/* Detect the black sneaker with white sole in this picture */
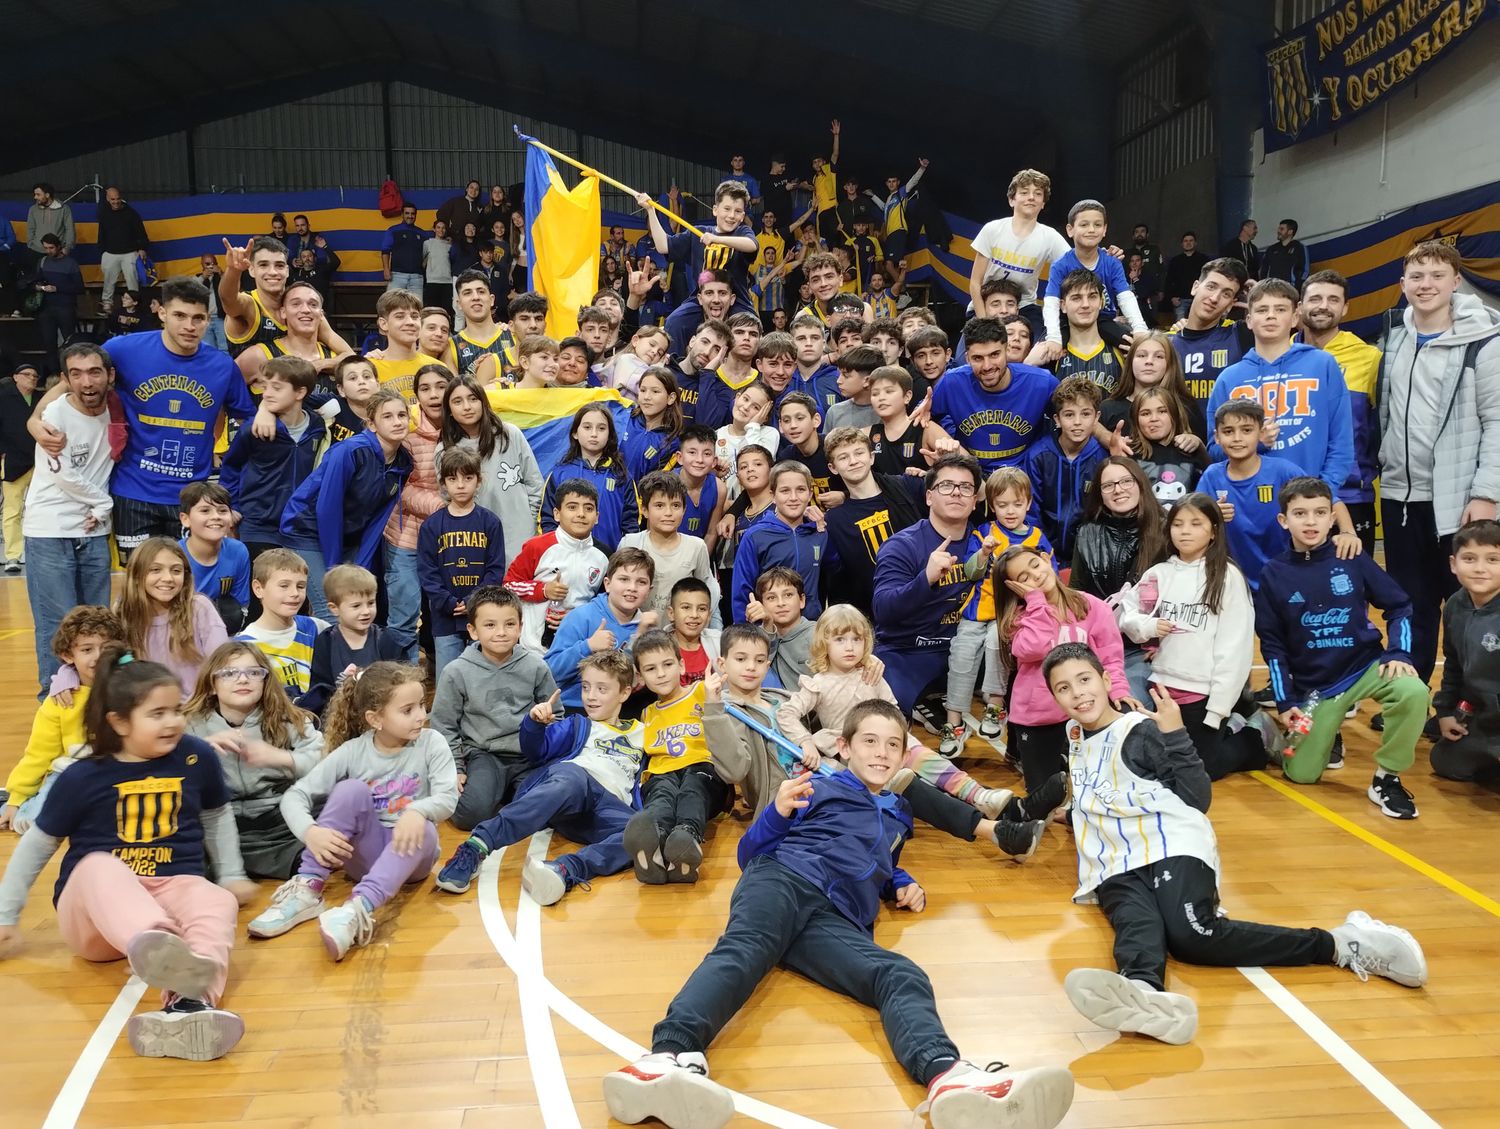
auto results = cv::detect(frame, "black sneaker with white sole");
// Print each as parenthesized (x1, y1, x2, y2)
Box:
(1325, 735, 1344, 771)
(992, 819, 1045, 863)
(911, 698, 945, 737)
(1012, 771, 1068, 823)
(1368, 772, 1418, 819)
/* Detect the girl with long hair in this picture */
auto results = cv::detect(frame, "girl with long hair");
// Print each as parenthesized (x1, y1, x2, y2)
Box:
(541, 403, 639, 547)
(1116, 493, 1276, 779)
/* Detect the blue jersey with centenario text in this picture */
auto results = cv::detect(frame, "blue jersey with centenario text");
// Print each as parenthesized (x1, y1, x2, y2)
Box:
(929, 362, 1057, 473)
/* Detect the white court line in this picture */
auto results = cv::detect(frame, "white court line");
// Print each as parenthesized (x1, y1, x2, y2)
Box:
(1238, 967, 1441, 1128)
(42, 975, 147, 1129)
(481, 838, 836, 1129)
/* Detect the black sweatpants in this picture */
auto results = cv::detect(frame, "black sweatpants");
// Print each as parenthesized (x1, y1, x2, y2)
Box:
(1178, 698, 1265, 781)
(1380, 499, 1458, 685)
(653, 855, 960, 1086)
(642, 762, 728, 841)
(1430, 729, 1500, 783)
(452, 752, 534, 832)
(1095, 856, 1335, 991)
(1010, 721, 1069, 793)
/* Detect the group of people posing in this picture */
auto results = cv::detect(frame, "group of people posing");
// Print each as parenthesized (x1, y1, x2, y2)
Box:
(0, 163, 1495, 1129)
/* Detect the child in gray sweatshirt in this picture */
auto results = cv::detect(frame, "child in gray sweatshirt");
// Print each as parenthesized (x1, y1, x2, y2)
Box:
(430, 588, 558, 829)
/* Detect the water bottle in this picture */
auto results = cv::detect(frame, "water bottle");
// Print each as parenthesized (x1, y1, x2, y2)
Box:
(1285, 690, 1320, 756)
(1454, 699, 1474, 727)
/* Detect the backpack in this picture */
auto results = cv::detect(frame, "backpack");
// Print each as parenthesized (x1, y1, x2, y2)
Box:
(378, 179, 404, 218)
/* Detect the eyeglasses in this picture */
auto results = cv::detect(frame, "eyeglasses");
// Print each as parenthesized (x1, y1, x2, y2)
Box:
(213, 667, 269, 682)
(1100, 479, 1138, 493)
(931, 480, 977, 497)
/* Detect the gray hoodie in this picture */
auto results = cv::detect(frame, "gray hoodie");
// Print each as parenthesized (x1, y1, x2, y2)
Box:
(704, 687, 793, 819)
(27, 199, 75, 253)
(769, 617, 815, 690)
(430, 642, 556, 770)
(1379, 293, 1500, 534)
(187, 708, 325, 820)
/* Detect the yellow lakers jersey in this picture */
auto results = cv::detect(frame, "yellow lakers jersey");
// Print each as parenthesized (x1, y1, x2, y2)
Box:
(643, 683, 712, 776)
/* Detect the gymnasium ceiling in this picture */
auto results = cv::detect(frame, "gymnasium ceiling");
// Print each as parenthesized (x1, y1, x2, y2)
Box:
(7, 0, 1209, 212)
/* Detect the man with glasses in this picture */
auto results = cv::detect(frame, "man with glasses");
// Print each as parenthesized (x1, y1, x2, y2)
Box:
(871, 452, 984, 716)
(923, 317, 1057, 475)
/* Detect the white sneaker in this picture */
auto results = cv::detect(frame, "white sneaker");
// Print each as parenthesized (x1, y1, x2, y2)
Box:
(127, 999, 244, 1061)
(924, 1060, 1075, 1129)
(1063, 968, 1198, 1044)
(602, 1051, 735, 1129)
(318, 898, 376, 962)
(125, 930, 217, 999)
(247, 875, 325, 938)
(972, 786, 1015, 820)
(1332, 910, 1427, 987)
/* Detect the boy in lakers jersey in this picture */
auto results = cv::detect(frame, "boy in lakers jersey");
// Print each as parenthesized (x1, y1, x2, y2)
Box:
(622, 631, 727, 885)
(1043, 642, 1427, 1047)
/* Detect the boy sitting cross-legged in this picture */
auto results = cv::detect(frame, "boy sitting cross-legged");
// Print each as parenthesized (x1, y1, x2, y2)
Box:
(603, 699, 1077, 1129)
(1043, 642, 1427, 1047)
(622, 630, 728, 885)
(1254, 477, 1430, 818)
(434, 649, 646, 903)
(431, 586, 558, 831)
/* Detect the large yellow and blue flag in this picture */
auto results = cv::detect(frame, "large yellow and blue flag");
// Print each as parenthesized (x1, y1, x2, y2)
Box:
(484, 385, 635, 471)
(520, 132, 601, 343)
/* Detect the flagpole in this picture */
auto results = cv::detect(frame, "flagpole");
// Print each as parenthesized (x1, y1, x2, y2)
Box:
(515, 126, 700, 232)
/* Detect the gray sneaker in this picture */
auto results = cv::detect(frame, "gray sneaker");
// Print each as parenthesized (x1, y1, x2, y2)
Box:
(1332, 910, 1427, 987)
(125, 929, 217, 999)
(247, 875, 325, 939)
(1064, 968, 1198, 1044)
(127, 998, 244, 1061)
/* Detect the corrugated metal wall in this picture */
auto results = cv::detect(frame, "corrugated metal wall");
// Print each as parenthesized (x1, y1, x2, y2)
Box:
(0, 133, 190, 200)
(1282, 0, 1334, 29)
(194, 84, 386, 193)
(0, 81, 724, 211)
(1112, 31, 1214, 196)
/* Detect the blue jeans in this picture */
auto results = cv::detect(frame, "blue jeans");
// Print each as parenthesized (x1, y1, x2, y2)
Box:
(469, 761, 633, 881)
(384, 545, 421, 661)
(203, 316, 229, 352)
(25, 535, 112, 697)
(652, 855, 959, 1085)
(388, 272, 423, 295)
(433, 633, 468, 679)
(293, 546, 331, 621)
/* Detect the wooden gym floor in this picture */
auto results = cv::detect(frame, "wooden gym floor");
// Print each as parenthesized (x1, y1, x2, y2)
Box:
(0, 574, 1497, 1129)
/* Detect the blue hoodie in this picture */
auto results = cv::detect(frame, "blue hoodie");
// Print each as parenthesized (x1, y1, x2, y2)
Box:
(730, 510, 832, 622)
(544, 592, 645, 707)
(280, 429, 412, 570)
(220, 410, 327, 542)
(736, 769, 913, 930)
(540, 455, 639, 548)
(1023, 433, 1108, 562)
(1254, 539, 1414, 711)
(1207, 341, 1354, 491)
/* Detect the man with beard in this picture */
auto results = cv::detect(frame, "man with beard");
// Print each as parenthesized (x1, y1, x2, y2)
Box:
(1298, 270, 1381, 552)
(21, 343, 118, 691)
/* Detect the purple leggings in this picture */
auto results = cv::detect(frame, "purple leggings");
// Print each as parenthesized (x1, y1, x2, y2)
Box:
(298, 779, 440, 908)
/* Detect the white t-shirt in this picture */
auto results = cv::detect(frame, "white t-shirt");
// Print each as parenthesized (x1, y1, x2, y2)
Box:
(570, 718, 645, 805)
(969, 218, 1071, 306)
(22, 398, 113, 539)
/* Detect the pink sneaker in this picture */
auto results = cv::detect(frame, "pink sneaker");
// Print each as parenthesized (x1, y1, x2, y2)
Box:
(923, 1060, 1074, 1129)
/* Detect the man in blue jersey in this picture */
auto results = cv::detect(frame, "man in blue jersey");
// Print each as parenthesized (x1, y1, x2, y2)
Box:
(29, 276, 257, 558)
(923, 318, 1056, 474)
(871, 453, 982, 716)
(1168, 257, 1252, 405)
(638, 182, 759, 357)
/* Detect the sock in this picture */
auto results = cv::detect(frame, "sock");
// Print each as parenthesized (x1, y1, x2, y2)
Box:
(352, 894, 373, 912)
(1373, 768, 1395, 781)
(923, 1057, 959, 1086)
(467, 834, 492, 854)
